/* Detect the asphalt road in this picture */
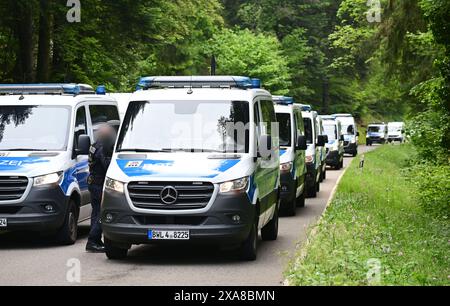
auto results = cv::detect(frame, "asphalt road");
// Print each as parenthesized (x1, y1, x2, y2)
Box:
(0, 146, 374, 286)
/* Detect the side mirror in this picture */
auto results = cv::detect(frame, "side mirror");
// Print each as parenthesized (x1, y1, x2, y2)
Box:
(76, 135, 91, 156)
(258, 135, 273, 158)
(317, 135, 326, 147)
(356, 132, 360, 137)
(296, 135, 307, 151)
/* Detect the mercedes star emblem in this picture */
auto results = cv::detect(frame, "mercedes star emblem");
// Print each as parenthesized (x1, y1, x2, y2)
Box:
(160, 186, 178, 205)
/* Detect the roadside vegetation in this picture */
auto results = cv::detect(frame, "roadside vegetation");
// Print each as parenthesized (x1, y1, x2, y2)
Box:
(286, 145, 449, 286)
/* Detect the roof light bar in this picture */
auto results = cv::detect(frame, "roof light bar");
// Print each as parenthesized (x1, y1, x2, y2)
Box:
(299, 104, 313, 112)
(273, 96, 294, 105)
(0, 84, 95, 96)
(136, 76, 262, 91)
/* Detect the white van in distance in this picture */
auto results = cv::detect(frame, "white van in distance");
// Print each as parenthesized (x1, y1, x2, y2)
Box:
(388, 122, 405, 143)
(0, 84, 119, 244)
(333, 114, 359, 157)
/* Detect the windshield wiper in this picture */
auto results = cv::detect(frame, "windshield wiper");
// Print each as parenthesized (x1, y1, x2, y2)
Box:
(117, 148, 172, 153)
(162, 148, 225, 153)
(1, 149, 49, 152)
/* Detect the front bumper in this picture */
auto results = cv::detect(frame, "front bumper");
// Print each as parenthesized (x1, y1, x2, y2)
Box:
(101, 189, 255, 247)
(367, 137, 385, 144)
(0, 186, 69, 232)
(326, 150, 341, 166)
(280, 172, 296, 206)
(344, 142, 358, 154)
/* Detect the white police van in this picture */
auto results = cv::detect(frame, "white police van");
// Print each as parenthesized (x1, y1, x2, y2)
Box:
(366, 123, 388, 145)
(316, 114, 329, 182)
(321, 115, 345, 170)
(101, 76, 281, 261)
(273, 96, 307, 216)
(301, 109, 327, 198)
(0, 84, 119, 244)
(333, 114, 359, 156)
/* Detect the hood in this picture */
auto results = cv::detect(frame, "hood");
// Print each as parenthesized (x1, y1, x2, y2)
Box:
(0, 152, 66, 177)
(279, 148, 293, 164)
(326, 140, 338, 150)
(111, 153, 254, 184)
(344, 135, 356, 142)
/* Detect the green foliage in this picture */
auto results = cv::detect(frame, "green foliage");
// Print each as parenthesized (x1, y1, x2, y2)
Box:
(286, 145, 450, 286)
(206, 28, 291, 94)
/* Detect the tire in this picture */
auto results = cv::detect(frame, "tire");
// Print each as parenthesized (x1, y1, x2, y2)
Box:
(322, 168, 327, 180)
(261, 203, 279, 241)
(307, 174, 318, 198)
(340, 158, 344, 169)
(283, 198, 297, 217)
(105, 239, 129, 260)
(239, 220, 258, 261)
(297, 185, 306, 208)
(352, 150, 358, 157)
(56, 199, 78, 245)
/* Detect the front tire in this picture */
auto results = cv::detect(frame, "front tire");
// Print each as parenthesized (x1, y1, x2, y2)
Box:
(56, 199, 78, 245)
(239, 221, 258, 261)
(105, 239, 129, 260)
(261, 203, 279, 241)
(297, 184, 306, 208)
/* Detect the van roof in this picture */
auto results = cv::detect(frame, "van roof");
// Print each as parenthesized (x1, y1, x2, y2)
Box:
(130, 87, 271, 102)
(0, 94, 117, 107)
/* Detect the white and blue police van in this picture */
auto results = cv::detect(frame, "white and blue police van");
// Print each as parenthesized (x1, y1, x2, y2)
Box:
(366, 123, 388, 146)
(101, 76, 281, 261)
(333, 114, 359, 156)
(0, 84, 120, 244)
(321, 115, 345, 170)
(273, 96, 307, 216)
(301, 108, 327, 198)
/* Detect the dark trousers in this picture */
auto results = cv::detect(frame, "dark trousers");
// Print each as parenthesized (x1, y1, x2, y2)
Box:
(88, 185, 103, 244)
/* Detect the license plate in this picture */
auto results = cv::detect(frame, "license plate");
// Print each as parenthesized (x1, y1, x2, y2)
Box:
(0, 218, 7, 228)
(148, 230, 190, 241)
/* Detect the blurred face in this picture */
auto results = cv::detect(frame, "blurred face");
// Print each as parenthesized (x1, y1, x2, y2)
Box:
(96, 125, 116, 142)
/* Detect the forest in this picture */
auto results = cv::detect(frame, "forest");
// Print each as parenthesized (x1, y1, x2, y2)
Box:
(0, 1, 449, 183)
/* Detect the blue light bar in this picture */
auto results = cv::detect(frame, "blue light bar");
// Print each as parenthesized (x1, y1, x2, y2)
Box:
(0, 83, 95, 95)
(136, 76, 261, 91)
(299, 104, 312, 112)
(96, 85, 106, 95)
(273, 96, 294, 105)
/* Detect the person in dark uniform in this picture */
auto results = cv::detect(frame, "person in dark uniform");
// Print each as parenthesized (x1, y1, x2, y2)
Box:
(86, 124, 117, 253)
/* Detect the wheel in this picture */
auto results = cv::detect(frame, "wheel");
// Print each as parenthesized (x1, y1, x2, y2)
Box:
(283, 197, 297, 217)
(323, 168, 327, 180)
(297, 185, 306, 208)
(261, 203, 279, 241)
(340, 158, 344, 169)
(239, 220, 258, 261)
(352, 150, 358, 157)
(105, 239, 129, 260)
(56, 199, 78, 245)
(316, 177, 321, 192)
(307, 175, 318, 198)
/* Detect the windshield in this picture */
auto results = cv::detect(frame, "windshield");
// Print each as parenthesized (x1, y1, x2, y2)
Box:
(389, 126, 402, 132)
(303, 118, 313, 144)
(323, 124, 337, 141)
(0, 105, 71, 151)
(368, 126, 382, 133)
(276, 113, 291, 147)
(117, 100, 250, 153)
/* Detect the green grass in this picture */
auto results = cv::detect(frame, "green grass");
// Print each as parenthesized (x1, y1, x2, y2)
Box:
(286, 145, 450, 286)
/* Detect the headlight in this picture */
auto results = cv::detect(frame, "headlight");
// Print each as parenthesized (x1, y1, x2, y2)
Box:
(305, 155, 314, 163)
(280, 162, 293, 172)
(33, 172, 63, 187)
(219, 177, 249, 194)
(105, 177, 125, 194)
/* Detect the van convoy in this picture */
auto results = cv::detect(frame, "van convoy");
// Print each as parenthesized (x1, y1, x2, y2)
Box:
(0, 84, 119, 244)
(0, 77, 369, 261)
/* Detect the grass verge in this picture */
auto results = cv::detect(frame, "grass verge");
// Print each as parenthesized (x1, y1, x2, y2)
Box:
(286, 145, 450, 286)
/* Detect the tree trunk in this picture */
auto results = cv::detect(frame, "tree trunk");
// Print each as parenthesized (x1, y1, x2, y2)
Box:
(37, 0, 52, 82)
(13, 1, 35, 83)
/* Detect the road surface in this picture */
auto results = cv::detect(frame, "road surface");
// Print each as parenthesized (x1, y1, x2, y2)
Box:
(0, 146, 374, 286)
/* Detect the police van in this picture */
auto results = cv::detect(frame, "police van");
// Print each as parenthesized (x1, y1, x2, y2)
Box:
(366, 123, 388, 146)
(321, 116, 344, 170)
(273, 96, 307, 216)
(301, 109, 326, 198)
(316, 115, 329, 182)
(101, 76, 281, 261)
(333, 114, 359, 156)
(0, 84, 120, 244)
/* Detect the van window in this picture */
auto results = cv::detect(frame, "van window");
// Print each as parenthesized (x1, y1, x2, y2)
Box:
(323, 124, 337, 141)
(117, 100, 250, 153)
(74, 107, 87, 148)
(260, 100, 277, 136)
(276, 113, 291, 147)
(89, 105, 120, 134)
(0, 106, 70, 151)
(303, 118, 313, 144)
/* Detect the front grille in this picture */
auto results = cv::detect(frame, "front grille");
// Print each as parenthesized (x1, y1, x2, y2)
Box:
(128, 182, 215, 210)
(134, 216, 207, 226)
(0, 176, 29, 202)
